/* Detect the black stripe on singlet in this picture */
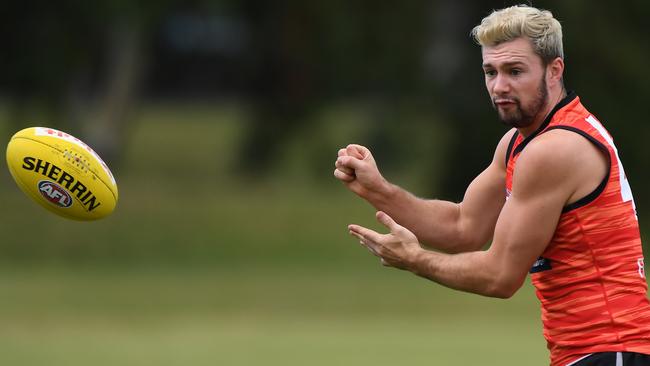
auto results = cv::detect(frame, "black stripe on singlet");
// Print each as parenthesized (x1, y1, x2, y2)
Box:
(505, 131, 519, 166)
(572, 351, 650, 366)
(545, 125, 611, 213)
(512, 91, 578, 158)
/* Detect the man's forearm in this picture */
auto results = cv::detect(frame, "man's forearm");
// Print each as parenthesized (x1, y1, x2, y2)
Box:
(363, 183, 472, 253)
(407, 248, 521, 298)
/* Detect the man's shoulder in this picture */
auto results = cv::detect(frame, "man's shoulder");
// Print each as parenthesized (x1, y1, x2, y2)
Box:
(520, 129, 596, 169)
(500, 128, 518, 145)
(492, 128, 519, 169)
(496, 128, 518, 154)
(514, 129, 607, 196)
(528, 128, 584, 154)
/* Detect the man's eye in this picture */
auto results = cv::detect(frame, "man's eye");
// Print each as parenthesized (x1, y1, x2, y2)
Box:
(484, 70, 496, 77)
(511, 69, 522, 76)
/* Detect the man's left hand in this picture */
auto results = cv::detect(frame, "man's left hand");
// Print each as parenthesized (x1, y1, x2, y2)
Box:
(348, 211, 423, 270)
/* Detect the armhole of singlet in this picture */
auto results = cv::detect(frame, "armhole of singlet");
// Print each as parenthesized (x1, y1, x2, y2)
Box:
(505, 131, 519, 166)
(545, 126, 611, 213)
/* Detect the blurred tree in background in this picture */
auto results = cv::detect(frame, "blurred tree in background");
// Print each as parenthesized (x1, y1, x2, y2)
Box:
(0, 0, 175, 164)
(1, 0, 649, 209)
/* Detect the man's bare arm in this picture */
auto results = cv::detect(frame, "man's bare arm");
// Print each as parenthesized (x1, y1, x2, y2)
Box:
(348, 131, 604, 298)
(335, 130, 515, 253)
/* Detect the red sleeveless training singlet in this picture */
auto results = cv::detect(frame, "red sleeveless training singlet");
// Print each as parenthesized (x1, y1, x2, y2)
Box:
(505, 93, 650, 365)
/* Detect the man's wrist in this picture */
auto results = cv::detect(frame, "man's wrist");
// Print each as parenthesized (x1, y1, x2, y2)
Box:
(407, 247, 438, 280)
(365, 179, 397, 206)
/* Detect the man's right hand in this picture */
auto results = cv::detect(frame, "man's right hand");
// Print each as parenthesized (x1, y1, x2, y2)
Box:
(334, 144, 389, 199)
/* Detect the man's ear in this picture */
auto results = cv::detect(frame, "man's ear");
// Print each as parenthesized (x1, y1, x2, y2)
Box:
(547, 57, 565, 86)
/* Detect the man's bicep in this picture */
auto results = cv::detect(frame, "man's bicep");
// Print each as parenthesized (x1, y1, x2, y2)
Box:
(494, 193, 562, 264)
(456, 130, 515, 250)
(487, 145, 573, 291)
(457, 162, 507, 250)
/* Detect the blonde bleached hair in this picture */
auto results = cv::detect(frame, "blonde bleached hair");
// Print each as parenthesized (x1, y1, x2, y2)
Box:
(471, 4, 563, 64)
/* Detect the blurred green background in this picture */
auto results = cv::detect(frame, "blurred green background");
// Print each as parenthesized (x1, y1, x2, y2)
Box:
(1, 1, 648, 365)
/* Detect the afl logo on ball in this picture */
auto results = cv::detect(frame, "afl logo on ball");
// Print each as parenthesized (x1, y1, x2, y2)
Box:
(38, 180, 73, 208)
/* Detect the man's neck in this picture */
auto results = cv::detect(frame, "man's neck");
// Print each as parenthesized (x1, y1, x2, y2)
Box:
(518, 88, 567, 138)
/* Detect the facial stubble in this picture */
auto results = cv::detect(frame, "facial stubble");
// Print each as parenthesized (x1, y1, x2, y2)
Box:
(494, 76, 548, 128)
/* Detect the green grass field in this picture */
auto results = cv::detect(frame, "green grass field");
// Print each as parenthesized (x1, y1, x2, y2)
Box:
(0, 266, 548, 366)
(1, 102, 550, 365)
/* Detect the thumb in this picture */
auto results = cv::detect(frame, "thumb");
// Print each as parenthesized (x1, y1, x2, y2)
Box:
(376, 211, 418, 243)
(346, 144, 369, 160)
(376, 211, 402, 233)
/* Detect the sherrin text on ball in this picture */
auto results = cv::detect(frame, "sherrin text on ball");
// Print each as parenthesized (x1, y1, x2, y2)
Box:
(6, 127, 118, 220)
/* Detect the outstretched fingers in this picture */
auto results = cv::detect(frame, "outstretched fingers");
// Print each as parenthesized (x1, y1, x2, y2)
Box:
(347, 211, 421, 271)
(348, 224, 382, 244)
(348, 224, 383, 257)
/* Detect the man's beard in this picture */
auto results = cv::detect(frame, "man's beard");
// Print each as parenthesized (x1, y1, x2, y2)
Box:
(493, 77, 548, 128)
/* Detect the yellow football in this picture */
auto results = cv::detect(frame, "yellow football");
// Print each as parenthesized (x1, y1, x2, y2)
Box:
(6, 127, 118, 221)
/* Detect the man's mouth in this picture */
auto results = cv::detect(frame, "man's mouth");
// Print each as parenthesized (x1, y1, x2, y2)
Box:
(494, 98, 517, 105)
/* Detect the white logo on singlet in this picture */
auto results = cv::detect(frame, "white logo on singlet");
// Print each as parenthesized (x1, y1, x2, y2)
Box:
(585, 115, 637, 219)
(638, 258, 645, 279)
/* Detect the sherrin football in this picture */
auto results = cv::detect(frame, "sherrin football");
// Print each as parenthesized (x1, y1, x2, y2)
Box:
(6, 127, 118, 221)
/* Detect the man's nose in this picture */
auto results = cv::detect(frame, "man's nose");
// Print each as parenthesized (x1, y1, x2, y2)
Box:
(492, 74, 511, 95)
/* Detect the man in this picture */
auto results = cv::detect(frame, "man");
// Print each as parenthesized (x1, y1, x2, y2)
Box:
(334, 5, 650, 366)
